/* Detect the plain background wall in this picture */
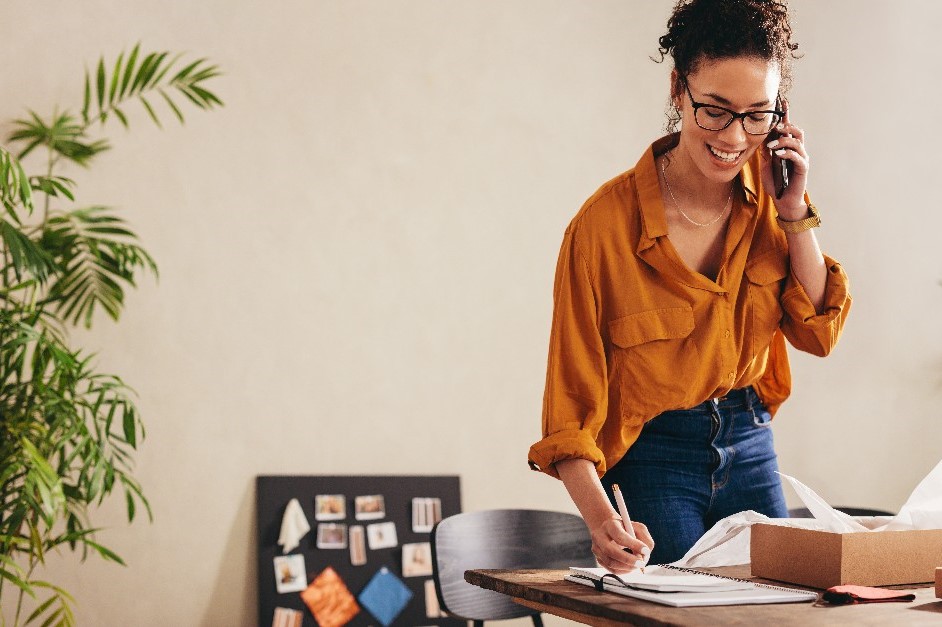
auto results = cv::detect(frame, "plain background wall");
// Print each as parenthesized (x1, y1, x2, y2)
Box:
(3, 1, 941, 625)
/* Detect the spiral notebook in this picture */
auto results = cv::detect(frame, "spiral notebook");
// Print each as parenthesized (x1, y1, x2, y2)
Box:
(565, 565, 818, 607)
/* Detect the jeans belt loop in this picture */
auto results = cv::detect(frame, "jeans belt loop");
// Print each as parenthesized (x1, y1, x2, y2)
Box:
(746, 387, 761, 424)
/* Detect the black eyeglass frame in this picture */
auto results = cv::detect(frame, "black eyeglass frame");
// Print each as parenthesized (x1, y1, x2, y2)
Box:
(681, 78, 784, 136)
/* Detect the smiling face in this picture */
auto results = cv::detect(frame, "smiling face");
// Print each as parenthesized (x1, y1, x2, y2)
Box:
(671, 55, 781, 186)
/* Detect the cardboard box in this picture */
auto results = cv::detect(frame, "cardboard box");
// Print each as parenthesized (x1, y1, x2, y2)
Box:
(751, 523, 942, 589)
(935, 567, 941, 598)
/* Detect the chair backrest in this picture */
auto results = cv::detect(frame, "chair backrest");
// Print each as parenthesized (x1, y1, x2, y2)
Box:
(430, 509, 594, 622)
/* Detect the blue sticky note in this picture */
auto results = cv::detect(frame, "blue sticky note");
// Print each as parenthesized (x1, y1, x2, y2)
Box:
(358, 567, 413, 626)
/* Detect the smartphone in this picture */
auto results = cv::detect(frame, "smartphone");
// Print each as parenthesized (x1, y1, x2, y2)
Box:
(769, 101, 792, 199)
(769, 130, 791, 199)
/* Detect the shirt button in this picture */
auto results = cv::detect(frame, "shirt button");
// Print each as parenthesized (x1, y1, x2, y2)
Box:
(724, 330, 731, 339)
(728, 372, 735, 380)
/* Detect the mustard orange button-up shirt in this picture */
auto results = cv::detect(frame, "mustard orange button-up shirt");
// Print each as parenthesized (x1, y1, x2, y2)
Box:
(528, 135, 851, 479)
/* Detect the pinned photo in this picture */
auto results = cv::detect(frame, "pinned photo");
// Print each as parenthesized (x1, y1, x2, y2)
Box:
(411, 497, 442, 532)
(366, 521, 398, 550)
(349, 525, 367, 566)
(273, 554, 308, 593)
(316, 523, 348, 549)
(424, 579, 447, 618)
(402, 542, 434, 577)
(314, 494, 346, 521)
(272, 607, 303, 627)
(354, 495, 386, 520)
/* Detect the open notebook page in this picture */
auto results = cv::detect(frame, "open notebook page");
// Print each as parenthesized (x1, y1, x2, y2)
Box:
(568, 566, 753, 592)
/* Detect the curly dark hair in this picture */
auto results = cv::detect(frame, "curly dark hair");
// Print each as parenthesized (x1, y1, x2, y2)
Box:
(656, 0, 801, 132)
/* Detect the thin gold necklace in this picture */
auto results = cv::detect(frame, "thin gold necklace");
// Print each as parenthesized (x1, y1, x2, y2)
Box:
(661, 157, 733, 228)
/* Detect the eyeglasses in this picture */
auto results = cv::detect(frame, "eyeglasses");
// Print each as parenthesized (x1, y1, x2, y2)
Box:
(682, 78, 784, 135)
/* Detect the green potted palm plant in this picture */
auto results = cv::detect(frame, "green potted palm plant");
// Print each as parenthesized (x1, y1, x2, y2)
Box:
(0, 44, 222, 626)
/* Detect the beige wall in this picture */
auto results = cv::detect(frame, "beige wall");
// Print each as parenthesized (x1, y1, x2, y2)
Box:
(4, 1, 941, 625)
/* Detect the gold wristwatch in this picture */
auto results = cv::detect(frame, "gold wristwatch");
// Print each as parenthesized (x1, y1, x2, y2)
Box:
(776, 203, 821, 233)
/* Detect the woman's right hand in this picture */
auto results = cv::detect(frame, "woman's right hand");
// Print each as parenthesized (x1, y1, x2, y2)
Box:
(554, 458, 655, 573)
(590, 514, 654, 573)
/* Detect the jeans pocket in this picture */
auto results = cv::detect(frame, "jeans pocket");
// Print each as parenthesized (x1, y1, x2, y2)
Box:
(753, 407, 773, 427)
(747, 387, 773, 427)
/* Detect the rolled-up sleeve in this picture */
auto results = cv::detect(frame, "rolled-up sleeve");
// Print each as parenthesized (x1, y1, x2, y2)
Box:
(780, 254, 851, 357)
(528, 226, 608, 479)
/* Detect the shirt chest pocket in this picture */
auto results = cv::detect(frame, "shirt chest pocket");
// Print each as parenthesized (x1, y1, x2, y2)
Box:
(744, 252, 788, 356)
(608, 305, 699, 423)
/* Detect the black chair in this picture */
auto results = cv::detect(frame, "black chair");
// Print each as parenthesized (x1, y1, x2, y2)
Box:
(789, 506, 894, 518)
(430, 509, 595, 627)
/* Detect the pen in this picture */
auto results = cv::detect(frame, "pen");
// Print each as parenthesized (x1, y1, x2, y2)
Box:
(613, 483, 646, 573)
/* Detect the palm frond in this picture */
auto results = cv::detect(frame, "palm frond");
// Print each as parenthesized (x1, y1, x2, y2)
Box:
(40, 207, 158, 328)
(30, 176, 76, 202)
(0, 147, 35, 223)
(85, 44, 223, 129)
(0, 220, 55, 282)
(8, 112, 111, 168)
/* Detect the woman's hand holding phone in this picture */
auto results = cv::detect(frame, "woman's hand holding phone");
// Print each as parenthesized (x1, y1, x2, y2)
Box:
(759, 100, 811, 220)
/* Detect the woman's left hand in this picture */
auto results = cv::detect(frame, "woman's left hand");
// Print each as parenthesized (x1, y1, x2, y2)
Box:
(758, 104, 810, 220)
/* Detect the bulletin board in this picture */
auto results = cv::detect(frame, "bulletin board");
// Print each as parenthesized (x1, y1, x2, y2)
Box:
(256, 475, 464, 627)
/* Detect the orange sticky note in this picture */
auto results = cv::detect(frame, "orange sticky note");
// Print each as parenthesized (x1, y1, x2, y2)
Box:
(300, 566, 359, 627)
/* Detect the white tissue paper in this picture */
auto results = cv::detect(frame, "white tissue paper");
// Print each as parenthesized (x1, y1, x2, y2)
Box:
(670, 510, 772, 568)
(776, 472, 868, 533)
(669, 459, 942, 568)
(278, 497, 311, 554)
(882, 458, 942, 531)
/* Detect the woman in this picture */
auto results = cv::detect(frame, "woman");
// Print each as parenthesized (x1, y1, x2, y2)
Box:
(528, 0, 851, 571)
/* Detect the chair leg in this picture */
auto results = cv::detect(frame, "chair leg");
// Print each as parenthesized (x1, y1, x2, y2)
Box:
(531, 613, 544, 627)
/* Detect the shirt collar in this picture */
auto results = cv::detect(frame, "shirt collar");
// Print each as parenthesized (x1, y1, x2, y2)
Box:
(634, 135, 673, 248)
(739, 154, 760, 204)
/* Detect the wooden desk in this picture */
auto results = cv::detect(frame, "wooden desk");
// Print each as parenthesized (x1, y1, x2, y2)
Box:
(465, 566, 942, 626)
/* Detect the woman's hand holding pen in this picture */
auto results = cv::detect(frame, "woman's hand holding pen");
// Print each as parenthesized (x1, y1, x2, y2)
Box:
(554, 458, 654, 573)
(759, 101, 811, 220)
(589, 514, 653, 574)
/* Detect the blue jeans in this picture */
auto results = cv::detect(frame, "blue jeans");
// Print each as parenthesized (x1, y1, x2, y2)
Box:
(600, 386, 788, 565)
